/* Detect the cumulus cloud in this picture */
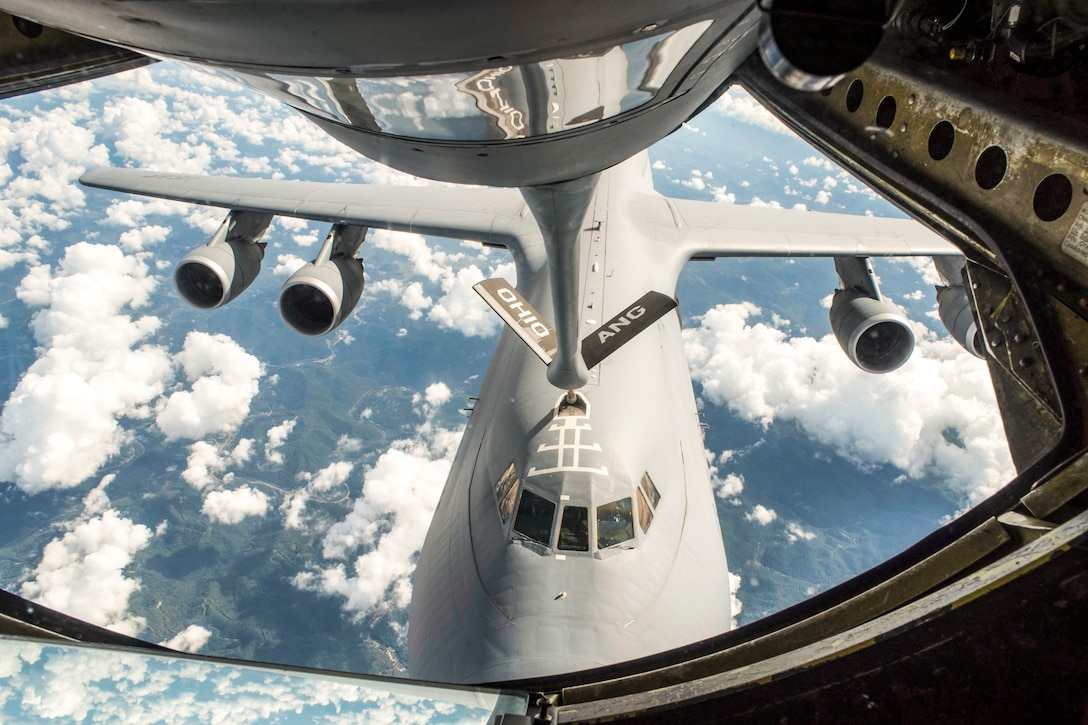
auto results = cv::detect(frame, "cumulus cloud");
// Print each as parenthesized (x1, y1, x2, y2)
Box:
(0, 636, 482, 722)
(711, 186, 736, 204)
(231, 438, 254, 464)
(714, 87, 792, 135)
(293, 392, 463, 619)
(271, 253, 307, 277)
(672, 169, 736, 204)
(291, 229, 320, 247)
(282, 461, 357, 529)
(683, 303, 1014, 506)
(102, 197, 192, 231)
(117, 224, 170, 251)
(177, 435, 267, 523)
(101, 96, 214, 174)
(422, 382, 451, 407)
(201, 485, 269, 524)
(0, 59, 417, 267)
(82, 475, 114, 516)
(729, 572, 743, 629)
(176, 431, 267, 525)
(275, 216, 309, 233)
(368, 229, 515, 337)
(746, 504, 778, 525)
(280, 490, 310, 530)
(426, 263, 512, 336)
(0, 100, 110, 251)
(20, 478, 153, 636)
(786, 522, 816, 542)
(894, 256, 942, 286)
(804, 156, 836, 172)
(160, 624, 212, 653)
(706, 448, 744, 503)
(0, 243, 172, 492)
(335, 435, 363, 455)
(156, 331, 263, 440)
(681, 174, 706, 191)
(715, 473, 745, 501)
(301, 461, 354, 493)
(181, 441, 223, 489)
(265, 418, 297, 465)
(182, 439, 252, 489)
(401, 281, 432, 319)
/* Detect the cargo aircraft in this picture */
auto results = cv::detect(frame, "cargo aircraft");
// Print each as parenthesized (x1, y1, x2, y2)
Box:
(0, 0, 987, 683)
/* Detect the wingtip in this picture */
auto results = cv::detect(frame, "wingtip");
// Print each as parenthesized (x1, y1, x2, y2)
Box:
(78, 166, 109, 187)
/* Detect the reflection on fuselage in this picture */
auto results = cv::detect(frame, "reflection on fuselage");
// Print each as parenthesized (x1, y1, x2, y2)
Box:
(205, 21, 711, 141)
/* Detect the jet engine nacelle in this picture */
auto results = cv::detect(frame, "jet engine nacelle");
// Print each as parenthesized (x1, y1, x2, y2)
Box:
(830, 288, 915, 373)
(278, 224, 369, 336)
(174, 211, 272, 309)
(937, 284, 985, 359)
(279, 257, 365, 336)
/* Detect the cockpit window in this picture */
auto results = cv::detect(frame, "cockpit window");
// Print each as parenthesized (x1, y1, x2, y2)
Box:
(513, 489, 555, 545)
(636, 488, 653, 533)
(597, 498, 635, 549)
(637, 472, 661, 534)
(557, 506, 589, 552)
(494, 462, 520, 524)
(640, 472, 661, 509)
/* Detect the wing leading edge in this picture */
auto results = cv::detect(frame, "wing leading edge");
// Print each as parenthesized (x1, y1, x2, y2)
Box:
(622, 185, 969, 373)
(630, 194, 961, 260)
(79, 167, 532, 248)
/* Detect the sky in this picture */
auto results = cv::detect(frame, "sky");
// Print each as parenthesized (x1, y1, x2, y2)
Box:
(0, 61, 1015, 672)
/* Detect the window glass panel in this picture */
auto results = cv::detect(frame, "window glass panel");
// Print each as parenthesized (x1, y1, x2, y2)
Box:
(513, 489, 555, 545)
(597, 498, 635, 549)
(636, 488, 653, 533)
(0, 638, 531, 722)
(640, 472, 661, 509)
(207, 22, 712, 141)
(558, 506, 589, 551)
(494, 462, 520, 524)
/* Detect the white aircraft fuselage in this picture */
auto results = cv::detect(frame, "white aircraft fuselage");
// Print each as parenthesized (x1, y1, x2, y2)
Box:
(408, 155, 732, 683)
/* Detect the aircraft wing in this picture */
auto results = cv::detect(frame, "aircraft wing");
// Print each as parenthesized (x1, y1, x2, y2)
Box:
(79, 168, 531, 247)
(633, 195, 960, 259)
